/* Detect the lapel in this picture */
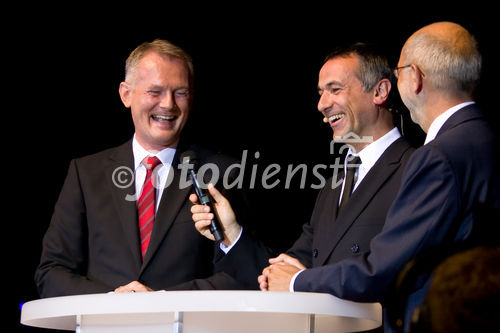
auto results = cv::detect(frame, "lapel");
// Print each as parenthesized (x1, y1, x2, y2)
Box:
(314, 178, 342, 263)
(316, 137, 411, 265)
(436, 104, 483, 138)
(331, 179, 342, 220)
(140, 146, 192, 272)
(106, 140, 143, 269)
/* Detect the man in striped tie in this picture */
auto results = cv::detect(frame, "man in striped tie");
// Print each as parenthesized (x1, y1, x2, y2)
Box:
(35, 39, 254, 297)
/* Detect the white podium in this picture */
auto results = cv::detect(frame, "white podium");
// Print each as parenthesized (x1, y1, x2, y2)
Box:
(21, 290, 381, 332)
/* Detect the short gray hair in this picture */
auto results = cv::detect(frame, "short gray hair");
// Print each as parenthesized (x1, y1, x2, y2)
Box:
(402, 28, 481, 96)
(324, 42, 393, 93)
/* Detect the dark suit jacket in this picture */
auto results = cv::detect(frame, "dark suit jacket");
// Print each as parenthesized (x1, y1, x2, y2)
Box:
(217, 136, 414, 287)
(288, 137, 414, 268)
(35, 139, 249, 298)
(294, 105, 500, 326)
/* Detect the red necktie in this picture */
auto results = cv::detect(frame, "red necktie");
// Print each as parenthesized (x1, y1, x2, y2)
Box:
(138, 156, 161, 260)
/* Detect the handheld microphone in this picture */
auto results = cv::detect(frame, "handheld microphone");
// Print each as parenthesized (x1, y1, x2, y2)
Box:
(180, 151, 224, 243)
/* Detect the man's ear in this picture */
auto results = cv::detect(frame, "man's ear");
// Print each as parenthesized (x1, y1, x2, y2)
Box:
(118, 81, 132, 108)
(373, 78, 391, 105)
(409, 64, 424, 94)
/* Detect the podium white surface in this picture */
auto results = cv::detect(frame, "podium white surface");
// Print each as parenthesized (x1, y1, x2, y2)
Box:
(21, 290, 381, 332)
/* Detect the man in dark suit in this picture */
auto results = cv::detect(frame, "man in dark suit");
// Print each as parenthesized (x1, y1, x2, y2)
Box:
(35, 39, 248, 297)
(263, 22, 500, 332)
(190, 44, 415, 294)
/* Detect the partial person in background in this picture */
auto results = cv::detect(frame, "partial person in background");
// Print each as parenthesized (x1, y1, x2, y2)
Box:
(410, 246, 500, 332)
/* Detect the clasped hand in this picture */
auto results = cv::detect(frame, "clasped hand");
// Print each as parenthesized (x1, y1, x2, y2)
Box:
(258, 253, 306, 291)
(114, 280, 153, 293)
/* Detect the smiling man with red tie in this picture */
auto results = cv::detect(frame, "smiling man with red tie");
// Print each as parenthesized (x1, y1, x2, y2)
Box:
(35, 39, 251, 296)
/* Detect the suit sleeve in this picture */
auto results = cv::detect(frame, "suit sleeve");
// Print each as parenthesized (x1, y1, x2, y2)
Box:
(165, 153, 272, 290)
(35, 159, 110, 297)
(211, 178, 332, 287)
(294, 146, 462, 302)
(210, 229, 272, 289)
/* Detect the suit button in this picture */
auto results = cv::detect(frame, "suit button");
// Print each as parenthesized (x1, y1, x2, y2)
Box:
(351, 244, 360, 254)
(312, 249, 319, 258)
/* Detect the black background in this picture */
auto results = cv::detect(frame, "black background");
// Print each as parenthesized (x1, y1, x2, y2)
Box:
(7, 4, 499, 332)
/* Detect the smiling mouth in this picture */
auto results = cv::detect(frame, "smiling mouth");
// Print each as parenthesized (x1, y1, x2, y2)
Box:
(328, 114, 345, 122)
(151, 115, 177, 123)
(324, 113, 346, 127)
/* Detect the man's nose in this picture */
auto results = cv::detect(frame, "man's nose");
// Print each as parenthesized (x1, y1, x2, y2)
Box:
(160, 91, 175, 110)
(317, 92, 330, 114)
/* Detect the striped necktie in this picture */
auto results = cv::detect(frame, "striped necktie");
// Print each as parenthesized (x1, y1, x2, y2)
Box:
(138, 156, 161, 260)
(338, 155, 361, 215)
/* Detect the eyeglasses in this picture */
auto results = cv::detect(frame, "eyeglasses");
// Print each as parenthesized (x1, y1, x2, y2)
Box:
(393, 64, 411, 79)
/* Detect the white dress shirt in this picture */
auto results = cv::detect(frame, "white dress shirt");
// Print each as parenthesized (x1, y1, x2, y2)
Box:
(132, 136, 176, 211)
(338, 127, 402, 204)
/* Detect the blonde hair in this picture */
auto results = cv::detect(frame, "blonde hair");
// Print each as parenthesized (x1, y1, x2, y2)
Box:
(124, 39, 194, 83)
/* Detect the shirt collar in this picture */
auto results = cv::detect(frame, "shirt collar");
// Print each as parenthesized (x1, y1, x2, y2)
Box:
(424, 101, 475, 145)
(132, 135, 176, 170)
(347, 127, 401, 169)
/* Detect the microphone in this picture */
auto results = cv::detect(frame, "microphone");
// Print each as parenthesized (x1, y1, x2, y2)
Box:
(180, 151, 224, 243)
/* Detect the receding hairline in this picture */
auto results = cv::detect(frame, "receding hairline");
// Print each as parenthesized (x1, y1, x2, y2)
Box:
(124, 39, 194, 83)
(403, 22, 477, 61)
(401, 21, 481, 96)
